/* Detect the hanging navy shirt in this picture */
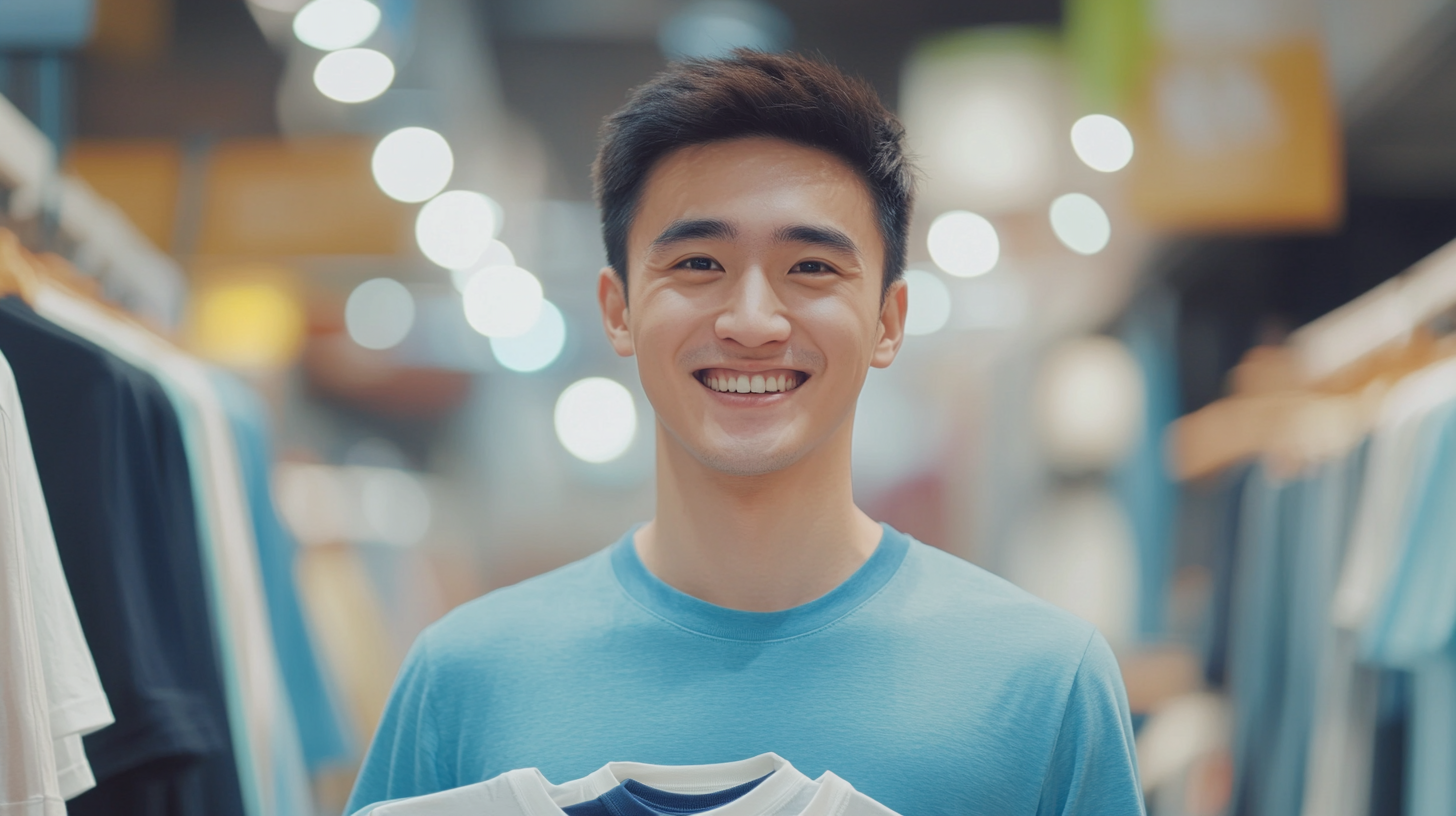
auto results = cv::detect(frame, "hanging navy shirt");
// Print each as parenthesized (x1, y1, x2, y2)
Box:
(0, 298, 243, 816)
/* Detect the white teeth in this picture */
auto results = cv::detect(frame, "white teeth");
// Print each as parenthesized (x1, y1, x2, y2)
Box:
(704, 371, 804, 394)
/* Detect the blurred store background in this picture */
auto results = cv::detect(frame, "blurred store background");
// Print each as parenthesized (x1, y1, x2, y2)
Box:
(4, 0, 1456, 814)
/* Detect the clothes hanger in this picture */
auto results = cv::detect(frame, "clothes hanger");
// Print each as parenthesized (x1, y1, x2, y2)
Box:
(1172, 330, 1456, 481)
(32, 250, 103, 300)
(0, 228, 41, 304)
(33, 250, 175, 341)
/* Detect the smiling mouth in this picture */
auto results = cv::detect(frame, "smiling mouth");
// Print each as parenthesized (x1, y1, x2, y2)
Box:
(694, 368, 808, 394)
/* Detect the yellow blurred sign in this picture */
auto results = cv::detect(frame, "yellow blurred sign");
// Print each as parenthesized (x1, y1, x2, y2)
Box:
(1126, 37, 1342, 231)
(198, 138, 410, 257)
(187, 263, 307, 371)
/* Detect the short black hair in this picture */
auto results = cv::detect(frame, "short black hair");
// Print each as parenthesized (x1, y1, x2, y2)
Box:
(592, 50, 916, 296)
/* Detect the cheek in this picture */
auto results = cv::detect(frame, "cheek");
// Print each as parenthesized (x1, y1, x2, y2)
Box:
(631, 292, 703, 377)
(793, 297, 880, 369)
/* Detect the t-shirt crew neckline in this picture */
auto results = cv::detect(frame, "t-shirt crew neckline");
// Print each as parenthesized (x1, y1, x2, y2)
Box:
(610, 523, 909, 642)
(505, 754, 858, 816)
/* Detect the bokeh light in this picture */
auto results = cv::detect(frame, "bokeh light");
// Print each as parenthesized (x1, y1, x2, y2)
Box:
(555, 377, 638, 463)
(371, 127, 454, 203)
(1049, 193, 1112, 255)
(292, 0, 381, 51)
(451, 240, 515, 292)
(345, 277, 414, 350)
(462, 265, 544, 338)
(1036, 336, 1145, 473)
(312, 48, 394, 103)
(490, 300, 566, 372)
(415, 190, 499, 270)
(902, 269, 952, 336)
(1070, 114, 1134, 173)
(927, 210, 1000, 277)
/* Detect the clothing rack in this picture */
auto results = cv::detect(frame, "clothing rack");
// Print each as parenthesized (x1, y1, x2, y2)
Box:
(0, 91, 185, 328)
(1170, 236, 1456, 481)
(1290, 236, 1456, 383)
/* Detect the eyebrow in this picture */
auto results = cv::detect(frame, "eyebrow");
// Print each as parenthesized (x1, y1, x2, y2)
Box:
(773, 224, 861, 259)
(647, 218, 739, 253)
(646, 218, 862, 260)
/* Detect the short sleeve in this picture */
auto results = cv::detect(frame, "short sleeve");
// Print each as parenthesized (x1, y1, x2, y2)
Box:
(344, 633, 446, 815)
(1036, 631, 1145, 816)
(2, 353, 114, 798)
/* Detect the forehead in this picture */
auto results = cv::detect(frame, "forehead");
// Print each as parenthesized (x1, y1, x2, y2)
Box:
(630, 137, 882, 254)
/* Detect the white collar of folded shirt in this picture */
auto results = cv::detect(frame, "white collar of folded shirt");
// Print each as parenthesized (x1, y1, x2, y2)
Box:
(359, 753, 862, 816)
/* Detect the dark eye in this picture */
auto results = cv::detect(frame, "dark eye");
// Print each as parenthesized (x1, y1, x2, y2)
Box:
(677, 257, 721, 271)
(792, 260, 834, 274)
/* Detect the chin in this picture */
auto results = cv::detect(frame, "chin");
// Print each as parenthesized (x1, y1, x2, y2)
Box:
(691, 438, 808, 477)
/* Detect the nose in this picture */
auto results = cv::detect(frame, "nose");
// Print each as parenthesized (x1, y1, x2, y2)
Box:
(715, 265, 791, 348)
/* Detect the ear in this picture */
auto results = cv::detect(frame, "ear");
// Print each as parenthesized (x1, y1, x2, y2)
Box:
(870, 276, 908, 369)
(597, 266, 635, 357)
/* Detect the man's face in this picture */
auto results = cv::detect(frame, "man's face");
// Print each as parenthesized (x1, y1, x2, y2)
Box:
(598, 136, 907, 476)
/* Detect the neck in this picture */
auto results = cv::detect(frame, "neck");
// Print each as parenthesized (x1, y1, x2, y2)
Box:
(635, 420, 882, 612)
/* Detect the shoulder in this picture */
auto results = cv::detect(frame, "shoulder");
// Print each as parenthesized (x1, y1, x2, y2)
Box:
(412, 546, 624, 672)
(882, 538, 1106, 683)
(903, 539, 1098, 645)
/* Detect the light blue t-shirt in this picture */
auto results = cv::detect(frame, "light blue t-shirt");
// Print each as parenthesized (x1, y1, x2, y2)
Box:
(1362, 402, 1456, 816)
(211, 371, 353, 772)
(346, 525, 1143, 816)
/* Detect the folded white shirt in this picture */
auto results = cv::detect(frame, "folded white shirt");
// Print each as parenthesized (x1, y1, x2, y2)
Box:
(353, 753, 899, 816)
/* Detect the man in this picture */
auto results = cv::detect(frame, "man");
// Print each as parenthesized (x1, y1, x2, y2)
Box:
(347, 51, 1143, 816)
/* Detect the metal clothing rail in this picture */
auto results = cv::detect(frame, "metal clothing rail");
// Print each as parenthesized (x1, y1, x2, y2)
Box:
(0, 91, 185, 328)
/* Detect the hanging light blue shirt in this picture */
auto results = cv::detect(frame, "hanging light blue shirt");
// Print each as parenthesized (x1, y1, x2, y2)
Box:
(346, 525, 1143, 816)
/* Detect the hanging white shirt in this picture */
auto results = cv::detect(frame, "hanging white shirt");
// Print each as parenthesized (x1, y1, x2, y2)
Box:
(352, 753, 899, 816)
(0, 348, 113, 811)
(0, 399, 61, 816)
(1332, 357, 1456, 629)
